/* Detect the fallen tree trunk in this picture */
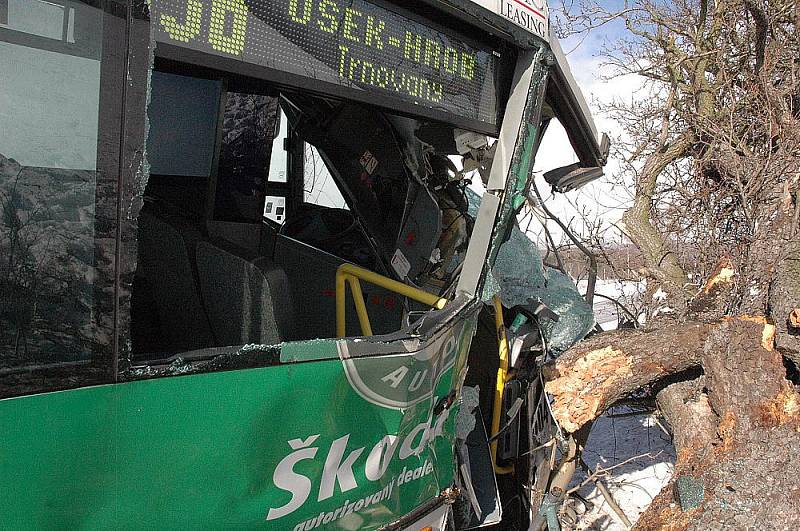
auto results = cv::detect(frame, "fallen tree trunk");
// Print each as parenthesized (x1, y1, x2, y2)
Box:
(542, 322, 712, 433)
(543, 316, 800, 529)
(542, 263, 745, 434)
(655, 377, 717, 453)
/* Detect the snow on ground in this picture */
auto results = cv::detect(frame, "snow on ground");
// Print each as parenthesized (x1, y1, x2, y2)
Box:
(567, 407, 676, 529)
(576, 279, 647, 330)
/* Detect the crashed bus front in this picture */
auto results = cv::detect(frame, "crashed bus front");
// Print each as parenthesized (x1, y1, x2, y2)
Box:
(0, 0, 606, 528)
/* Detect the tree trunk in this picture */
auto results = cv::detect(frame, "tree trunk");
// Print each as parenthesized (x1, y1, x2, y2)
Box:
(618, 133, 695, 306)
(543, 322, 712, 433)
(544, 316, 800, 528)
(655, 377, 717, 453)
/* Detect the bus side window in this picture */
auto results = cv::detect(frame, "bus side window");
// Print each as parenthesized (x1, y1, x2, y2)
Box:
(214, 92, 280, 224)
(0, 1, 125, 398)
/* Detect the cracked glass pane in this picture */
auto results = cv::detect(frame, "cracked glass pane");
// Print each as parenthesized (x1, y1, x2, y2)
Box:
(492, 218, 595, 355)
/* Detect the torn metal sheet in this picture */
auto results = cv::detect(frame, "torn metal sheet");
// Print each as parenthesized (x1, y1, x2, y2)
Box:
(454, 388, 503, 529)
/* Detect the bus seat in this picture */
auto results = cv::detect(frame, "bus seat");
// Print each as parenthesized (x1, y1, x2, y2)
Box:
(195, 240, 296, 346)
(206, 220, 261, 254)
(136, 210, 213, 351)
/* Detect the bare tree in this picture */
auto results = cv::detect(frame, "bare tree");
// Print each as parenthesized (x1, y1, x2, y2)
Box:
(543, 0, 800, 526)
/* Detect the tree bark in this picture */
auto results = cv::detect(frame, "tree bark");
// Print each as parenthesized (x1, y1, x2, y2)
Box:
(543, 322, 711, 433)
(544, 316, 800, 529)
(637, 319, 800, 530)
(655, 377, 717, 453)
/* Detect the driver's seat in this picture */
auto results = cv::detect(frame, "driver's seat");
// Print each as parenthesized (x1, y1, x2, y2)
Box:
(196, 240, 297, 346)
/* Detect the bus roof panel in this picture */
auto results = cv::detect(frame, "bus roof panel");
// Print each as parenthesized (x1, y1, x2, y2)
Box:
(465, 0, 549, 41)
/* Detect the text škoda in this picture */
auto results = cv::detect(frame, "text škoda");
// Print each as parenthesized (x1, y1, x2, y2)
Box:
(265, 408, 451, 522)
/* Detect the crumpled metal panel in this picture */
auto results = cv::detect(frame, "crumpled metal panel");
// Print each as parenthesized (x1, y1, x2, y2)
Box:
(460, 54, 595, 355)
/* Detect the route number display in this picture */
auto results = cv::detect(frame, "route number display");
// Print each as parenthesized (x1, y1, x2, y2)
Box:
(151, 0, 503, 128)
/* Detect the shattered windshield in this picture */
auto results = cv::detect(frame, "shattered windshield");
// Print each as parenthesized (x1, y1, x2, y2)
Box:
(467, 189, 596, 354)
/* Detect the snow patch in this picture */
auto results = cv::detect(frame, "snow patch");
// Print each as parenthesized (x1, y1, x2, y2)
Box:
(651, 306, 675, 318)
(570, 407, 675, 529)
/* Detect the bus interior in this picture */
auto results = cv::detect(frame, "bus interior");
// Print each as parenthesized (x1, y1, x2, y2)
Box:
(130, 59, 485, 363)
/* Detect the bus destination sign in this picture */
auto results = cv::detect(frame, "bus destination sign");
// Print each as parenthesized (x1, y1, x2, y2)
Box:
(151, 0, 502, 128)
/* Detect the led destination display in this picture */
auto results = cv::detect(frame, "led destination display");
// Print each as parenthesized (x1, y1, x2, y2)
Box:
(151, 0, 502, 128)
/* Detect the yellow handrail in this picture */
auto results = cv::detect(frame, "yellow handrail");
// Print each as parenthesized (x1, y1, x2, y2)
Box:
(490, 295, 515, 474)
(335, 263, 448, 338)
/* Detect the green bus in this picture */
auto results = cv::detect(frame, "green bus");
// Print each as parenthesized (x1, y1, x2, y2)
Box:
(0, 0, 607, 528)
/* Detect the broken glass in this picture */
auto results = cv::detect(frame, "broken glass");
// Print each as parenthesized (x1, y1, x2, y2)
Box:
(491, 218, 595, 355)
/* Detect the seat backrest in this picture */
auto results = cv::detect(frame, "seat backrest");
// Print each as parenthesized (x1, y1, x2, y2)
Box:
(195, 240, 295, 346)
(206, 220, 261, 254)
(136, 210, 212, 351)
